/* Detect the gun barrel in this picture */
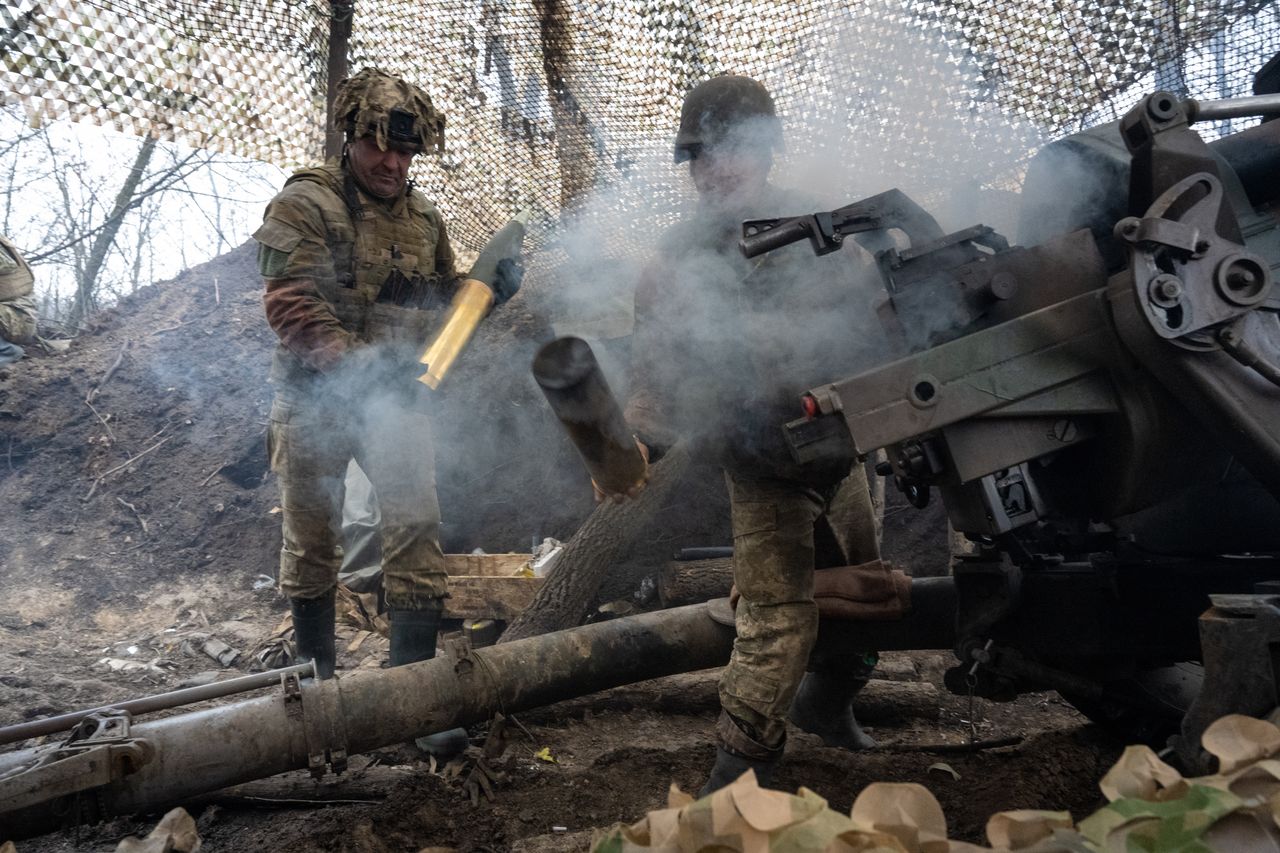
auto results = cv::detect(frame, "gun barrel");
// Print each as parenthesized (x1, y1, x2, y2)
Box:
(1211, 115, 1280, 207)
(532, 336, 646, 494)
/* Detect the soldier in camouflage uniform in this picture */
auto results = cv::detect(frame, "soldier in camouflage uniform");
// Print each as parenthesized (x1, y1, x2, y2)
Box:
(0, 236, 38, 365)
(254, 70, 518, 757)
(615, 76, 885, 793)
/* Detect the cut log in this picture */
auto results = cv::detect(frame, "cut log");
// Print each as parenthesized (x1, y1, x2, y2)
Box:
(872, 654, 920, 682)
(499, 442, 691, 643)
(659, 557, 734, 607)
(853, 679, 940, 723)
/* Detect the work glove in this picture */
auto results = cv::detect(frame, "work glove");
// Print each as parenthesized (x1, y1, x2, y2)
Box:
(491, 256, 524, 305)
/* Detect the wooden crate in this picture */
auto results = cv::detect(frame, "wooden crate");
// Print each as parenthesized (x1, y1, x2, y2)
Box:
(442, 553, 543, 621)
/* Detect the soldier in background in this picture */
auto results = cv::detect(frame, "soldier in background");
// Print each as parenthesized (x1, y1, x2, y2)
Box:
(0, 236, 38, 365)
(253, 68, 519, 753)
(614, 75, 886, 793)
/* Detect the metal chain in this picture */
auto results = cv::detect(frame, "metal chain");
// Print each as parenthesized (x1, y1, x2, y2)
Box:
(965, 673, 978, 744)
(964, 639, 994, 744)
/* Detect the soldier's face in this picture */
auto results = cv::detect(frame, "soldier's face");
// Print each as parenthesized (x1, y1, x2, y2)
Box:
(688, 145, 772, 206)
(347, 136, 417, 199)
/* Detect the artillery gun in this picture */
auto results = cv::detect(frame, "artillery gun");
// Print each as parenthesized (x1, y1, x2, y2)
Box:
(3, 89, 1279, 839)
(743, 90, 1280, 771)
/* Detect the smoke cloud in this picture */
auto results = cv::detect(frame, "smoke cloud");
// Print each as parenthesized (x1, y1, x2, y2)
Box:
(537, 1, 1050, 476)
(233, 3, 1062, 579)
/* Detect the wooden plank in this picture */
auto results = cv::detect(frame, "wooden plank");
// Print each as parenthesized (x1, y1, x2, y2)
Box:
(444, 576, 544, 621)
(444, 553, 532, 578)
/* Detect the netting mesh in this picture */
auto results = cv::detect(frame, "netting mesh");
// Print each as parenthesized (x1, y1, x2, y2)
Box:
(3, 0, 1278, 262)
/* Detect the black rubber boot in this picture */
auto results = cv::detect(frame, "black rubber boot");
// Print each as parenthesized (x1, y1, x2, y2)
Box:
(699, 711, 783, 796)
(389, 608, 469, 758)
(389, 608, 443, 666)
(699, 745, 780, 796)
(290, 593, 336, 679)
(788, 669, 878, 750)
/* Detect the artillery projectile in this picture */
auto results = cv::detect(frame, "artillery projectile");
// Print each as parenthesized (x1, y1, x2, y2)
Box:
(533, 336, 647, 495)
(418, 209, 532, 389)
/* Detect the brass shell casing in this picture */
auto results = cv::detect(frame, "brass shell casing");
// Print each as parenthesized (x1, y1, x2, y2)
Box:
(417, 279, 495, 389)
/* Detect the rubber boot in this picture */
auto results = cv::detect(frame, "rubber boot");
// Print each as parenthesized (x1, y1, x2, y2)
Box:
(389, 608, 469, 759)
(699, 711, 783, 796)
(699, 745, 779, 796)
(788, 669, 878, 750)
(290, 592, 336, 679)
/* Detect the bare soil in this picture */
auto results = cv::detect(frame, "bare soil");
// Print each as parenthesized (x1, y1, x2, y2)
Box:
(0, 248, 1118, 851)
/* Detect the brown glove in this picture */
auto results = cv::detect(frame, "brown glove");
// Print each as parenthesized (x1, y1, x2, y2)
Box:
(813, 560, 911, 620)
(728, 560, 911, 621)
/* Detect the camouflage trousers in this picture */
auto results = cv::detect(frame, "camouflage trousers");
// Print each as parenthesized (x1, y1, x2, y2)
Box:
(719, 464, 882, 749)
(267, 388, 447, 610)
(0, 294, 37, 345)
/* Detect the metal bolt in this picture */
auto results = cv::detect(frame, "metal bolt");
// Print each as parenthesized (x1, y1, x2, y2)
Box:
(1216, 255, 1268, 306)
(1156, 278, 1182, 301)
(990, 272, 1018, 300)
(1227, 268, 1258, 290)
(1051, 419, 1078, 443)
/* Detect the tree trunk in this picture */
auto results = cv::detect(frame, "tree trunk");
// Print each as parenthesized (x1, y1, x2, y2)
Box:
(534, 0, 599, 210)
(69, 134, 156, 325)
(534, 669, 940, 724)
(499, 442, 691, 642)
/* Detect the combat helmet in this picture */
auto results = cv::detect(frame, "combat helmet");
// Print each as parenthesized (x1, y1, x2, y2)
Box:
(332, 68, 446, 153)
(673, 75, 783, 164)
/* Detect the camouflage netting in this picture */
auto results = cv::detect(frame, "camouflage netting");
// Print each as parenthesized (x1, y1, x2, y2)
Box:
(3, 0, 1279, 263)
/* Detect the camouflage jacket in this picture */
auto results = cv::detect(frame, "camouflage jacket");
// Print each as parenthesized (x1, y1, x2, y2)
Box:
(0, 235, 34, 303)
(254, 162, 460, 389)
(0, 235, 38, 345)
(625, 185, 884, 482)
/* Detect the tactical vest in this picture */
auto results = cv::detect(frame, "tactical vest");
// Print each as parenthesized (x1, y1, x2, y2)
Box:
(257, 164, 456, 385)
(0, 235, 35, 302)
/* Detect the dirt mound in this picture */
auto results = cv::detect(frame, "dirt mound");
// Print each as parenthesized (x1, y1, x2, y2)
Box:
(0, 245, 278, 607)
(0, 242, 584, 575)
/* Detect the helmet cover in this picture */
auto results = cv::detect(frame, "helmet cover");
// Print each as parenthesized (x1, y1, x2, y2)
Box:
(333, 68, 446, 153)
